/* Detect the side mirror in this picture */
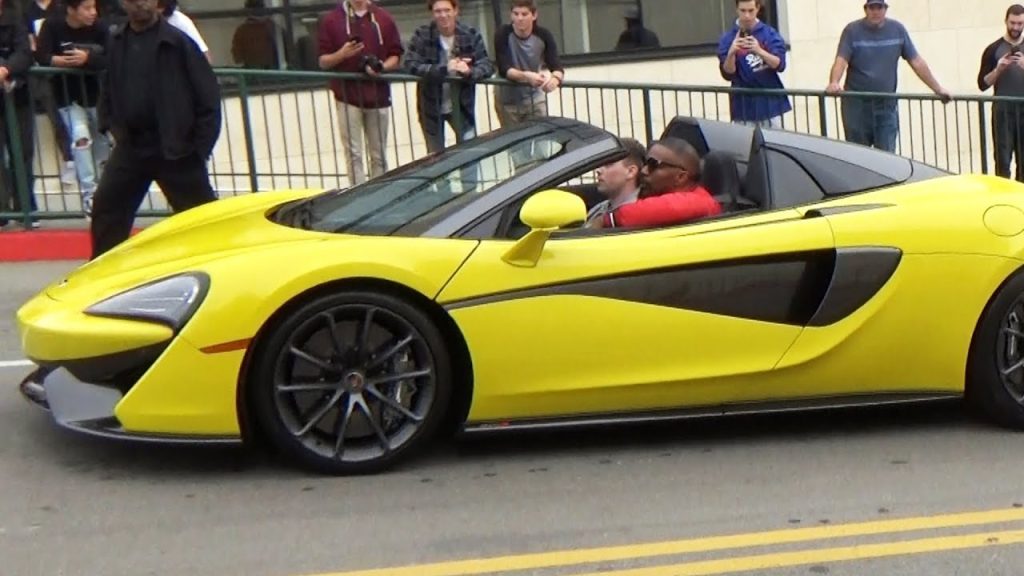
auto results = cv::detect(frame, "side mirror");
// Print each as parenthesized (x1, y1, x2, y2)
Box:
(502, 189, 586, 268)
(519, 189, 587, 231)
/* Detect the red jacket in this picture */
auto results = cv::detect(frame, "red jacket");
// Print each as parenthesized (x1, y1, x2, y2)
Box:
(318, 3, 404, 108)
(604, 185, 721, 228)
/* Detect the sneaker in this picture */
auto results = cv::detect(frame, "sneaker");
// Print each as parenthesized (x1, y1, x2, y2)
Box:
(82, 192, 94, 221)
(60, 161, 76, 185)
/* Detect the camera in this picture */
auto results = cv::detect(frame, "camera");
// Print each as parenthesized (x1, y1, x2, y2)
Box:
(362, 54, 384, 74)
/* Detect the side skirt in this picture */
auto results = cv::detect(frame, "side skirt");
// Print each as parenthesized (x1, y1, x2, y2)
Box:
(461, 393, 962, 433)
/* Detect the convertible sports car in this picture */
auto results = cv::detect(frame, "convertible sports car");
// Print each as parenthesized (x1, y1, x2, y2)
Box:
(16, 115, 1024, 474)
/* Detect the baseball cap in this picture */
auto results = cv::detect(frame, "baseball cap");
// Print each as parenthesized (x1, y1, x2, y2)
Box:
(623, 6, 641, 19)
(865, 0, 888, 6)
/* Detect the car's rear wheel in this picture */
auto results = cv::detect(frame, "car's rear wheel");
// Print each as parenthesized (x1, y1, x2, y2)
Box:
(969, 271, 1024, 429)
(250, 291, 451, 474)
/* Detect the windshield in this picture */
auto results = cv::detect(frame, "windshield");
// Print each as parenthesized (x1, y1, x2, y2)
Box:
(271, 130, 570, 236)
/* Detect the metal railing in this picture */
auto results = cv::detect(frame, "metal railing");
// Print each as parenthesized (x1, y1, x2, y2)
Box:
(2, 66, 1023, 227)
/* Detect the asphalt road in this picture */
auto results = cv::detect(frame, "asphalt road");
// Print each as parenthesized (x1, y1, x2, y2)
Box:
(3, 261, 1024, 576)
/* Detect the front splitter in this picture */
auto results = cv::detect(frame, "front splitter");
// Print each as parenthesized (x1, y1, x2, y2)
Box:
(18, 366, 240, 445)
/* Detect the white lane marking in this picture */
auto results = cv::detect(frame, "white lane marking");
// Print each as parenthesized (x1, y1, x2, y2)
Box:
(0, 360, 34, 369)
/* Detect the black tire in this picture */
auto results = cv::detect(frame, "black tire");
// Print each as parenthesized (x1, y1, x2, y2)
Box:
(249, 290, 452, 474)
(968, 270, 1024, 429)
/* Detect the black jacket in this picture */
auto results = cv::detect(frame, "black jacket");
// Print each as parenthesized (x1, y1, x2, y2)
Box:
(99, 19, 221, 160)
(0, 11, 33, 106)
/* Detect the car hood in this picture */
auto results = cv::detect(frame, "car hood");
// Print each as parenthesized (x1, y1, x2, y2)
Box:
(47, 189, 327, 302)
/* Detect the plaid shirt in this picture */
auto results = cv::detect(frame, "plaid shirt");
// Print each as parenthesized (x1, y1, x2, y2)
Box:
(404, 21, 493, 121)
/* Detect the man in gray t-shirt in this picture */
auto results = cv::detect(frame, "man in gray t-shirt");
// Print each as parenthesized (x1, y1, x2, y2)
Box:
(493, 0, 564, 127)
(979, 4, 1024, 181)
(826, 0, 950, 153)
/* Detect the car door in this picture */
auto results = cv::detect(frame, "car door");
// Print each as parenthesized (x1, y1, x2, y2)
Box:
(435, 209, 836, 425)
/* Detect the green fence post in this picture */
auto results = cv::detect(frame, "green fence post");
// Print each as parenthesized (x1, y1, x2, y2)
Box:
(642, 87, 654, 145)
(4, 89, 31, 228)
(237, 73, 260, 193)
(451, 77, 464, 144)
(818, 94, 829, 138)
(978, 100, 989, 175)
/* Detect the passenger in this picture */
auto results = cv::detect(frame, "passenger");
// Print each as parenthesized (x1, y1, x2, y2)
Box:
(594, 138, 721, 229)
(585, 137, 645, 226)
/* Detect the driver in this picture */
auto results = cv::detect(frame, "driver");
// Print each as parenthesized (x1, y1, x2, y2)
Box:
(593, 138, 721, 229)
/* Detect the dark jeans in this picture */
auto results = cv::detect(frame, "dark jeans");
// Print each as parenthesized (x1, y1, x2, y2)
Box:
(422, 112, 476, 154)
(421, 112, 480, 193)
(90, 147, 216, 259)
(0, 99, 37, 219)
(993, 101, 1024, 181)
(841, 96, 899, 152)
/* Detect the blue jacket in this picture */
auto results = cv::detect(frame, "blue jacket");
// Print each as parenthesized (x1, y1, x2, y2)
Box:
(717, 21, 792, 122)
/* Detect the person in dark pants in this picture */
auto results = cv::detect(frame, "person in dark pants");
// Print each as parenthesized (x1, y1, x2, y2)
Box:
(0, 2, 38, 228)
(91, 0, 221, 259)
(979, 4, 1024, 181)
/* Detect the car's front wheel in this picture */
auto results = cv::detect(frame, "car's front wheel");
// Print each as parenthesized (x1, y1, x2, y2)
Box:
(969, 271, 1024, 429)
(250, 290, 451, 474)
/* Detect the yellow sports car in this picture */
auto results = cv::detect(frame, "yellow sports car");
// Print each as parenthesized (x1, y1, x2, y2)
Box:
(16, 116, 1024, 474)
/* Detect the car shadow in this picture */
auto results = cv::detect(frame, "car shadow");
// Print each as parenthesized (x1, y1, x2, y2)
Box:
(17, 398, 992, 480)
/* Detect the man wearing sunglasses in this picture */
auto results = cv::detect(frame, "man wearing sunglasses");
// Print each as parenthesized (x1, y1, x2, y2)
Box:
(594, 138, 720, 229)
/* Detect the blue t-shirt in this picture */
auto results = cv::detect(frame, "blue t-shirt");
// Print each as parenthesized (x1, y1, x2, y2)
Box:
(717, 20, 792, 122)
(837, 18, 918, 93)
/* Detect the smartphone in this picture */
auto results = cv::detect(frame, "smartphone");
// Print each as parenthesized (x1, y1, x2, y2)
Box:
(739, 29, 751, 38)
(349, 35, 362, 44)
(1013, 45, 1021, 55)
(60, 41, 74, 54)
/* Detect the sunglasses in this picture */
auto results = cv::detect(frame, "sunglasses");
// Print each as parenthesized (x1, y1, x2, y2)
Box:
(644, 156, 687, 172)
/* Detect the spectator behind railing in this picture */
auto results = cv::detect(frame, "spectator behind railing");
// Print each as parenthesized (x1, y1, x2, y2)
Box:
(717, 0, 791, 129)
(826, 0, 950, 152)
(35, 0, 111, 219)
(318, 0, 404, 186)
(493, 0, 564, 127)
(0, 1, 38, 229)
(24, 0, 76, 187)
(978, 3, 1024, 182)
(405, 0, 494, 154)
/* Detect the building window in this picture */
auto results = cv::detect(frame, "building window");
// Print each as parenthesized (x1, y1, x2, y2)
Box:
(183, 0, 778, 70)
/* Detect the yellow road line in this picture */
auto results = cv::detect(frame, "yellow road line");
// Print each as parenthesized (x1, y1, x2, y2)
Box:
(302, 507, 1024, 576)
(572, 528, 1024, 576)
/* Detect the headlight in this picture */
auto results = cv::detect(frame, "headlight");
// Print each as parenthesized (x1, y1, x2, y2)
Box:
(85, 273, 209, 330)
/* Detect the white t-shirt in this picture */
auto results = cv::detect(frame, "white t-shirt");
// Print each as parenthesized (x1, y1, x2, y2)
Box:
(167, 10, 209, 55)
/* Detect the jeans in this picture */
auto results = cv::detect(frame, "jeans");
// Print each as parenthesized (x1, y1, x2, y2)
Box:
(736, 116, 783, 129)
(423, 113, 476, 154)
(336, 101, 389, 186)
(58, 103, 110, 212)
(993, 102, 1024, 181)
(841, 96, 899, 152)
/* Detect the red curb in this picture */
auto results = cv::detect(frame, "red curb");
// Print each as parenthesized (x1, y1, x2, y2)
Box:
(0, 228, 142, 262)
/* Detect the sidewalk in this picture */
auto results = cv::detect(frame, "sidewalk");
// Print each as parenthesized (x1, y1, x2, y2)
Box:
(0, 217, 159, 262)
